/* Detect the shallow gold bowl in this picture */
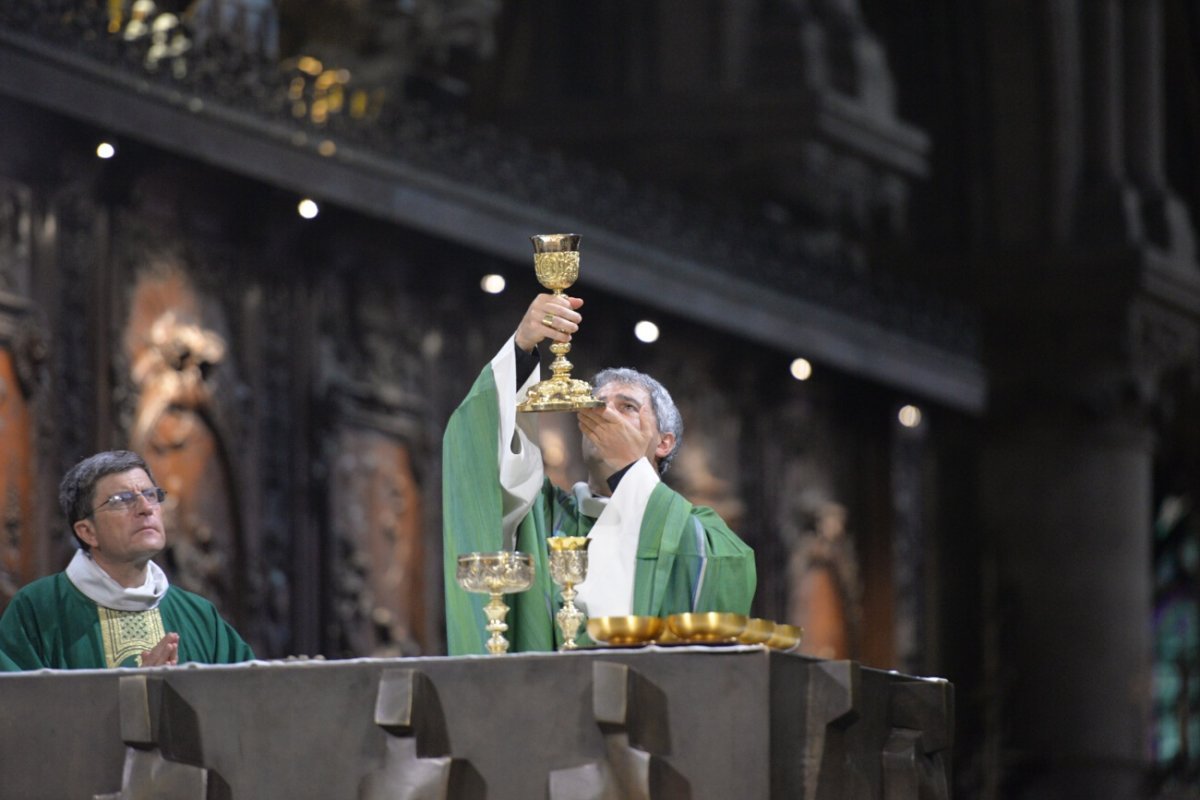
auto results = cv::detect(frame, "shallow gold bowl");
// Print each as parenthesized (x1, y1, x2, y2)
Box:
(666, 612, 747, 642)
(587, 615, 665, 646)
(455, 551, 535, 594)
(656, 626, 681, 644)
(737, 618, 777, 645)
(765, 623, 804, 652)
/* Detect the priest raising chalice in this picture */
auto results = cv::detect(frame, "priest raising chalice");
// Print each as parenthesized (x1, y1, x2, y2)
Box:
(442, 235, 756, 655)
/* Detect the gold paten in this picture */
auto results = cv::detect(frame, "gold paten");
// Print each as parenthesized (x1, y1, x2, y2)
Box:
(547, 536, 591, 651)
(737, 617, 777, 645)
(656, 625, 681, 644)
(765, 623, 805, 652)
(516, 234, 606, 413)
(666, 612, 748, 643)
(455, 552, 535, 654)
(587, 615, 666, 646)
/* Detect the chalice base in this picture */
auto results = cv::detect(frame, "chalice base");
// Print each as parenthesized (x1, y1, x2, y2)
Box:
(518, 377, 605, 413)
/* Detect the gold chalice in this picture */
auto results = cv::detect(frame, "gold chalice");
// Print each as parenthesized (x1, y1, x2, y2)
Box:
(455, 552, 535, 654)
(516, 234, 605, 413)
(547, 536, 590, 650)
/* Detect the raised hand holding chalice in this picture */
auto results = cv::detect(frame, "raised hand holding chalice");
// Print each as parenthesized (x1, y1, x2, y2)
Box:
(517, 234, 605, 413)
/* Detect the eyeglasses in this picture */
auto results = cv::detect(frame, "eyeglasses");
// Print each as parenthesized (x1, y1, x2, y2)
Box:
(91, 487, 167, 514)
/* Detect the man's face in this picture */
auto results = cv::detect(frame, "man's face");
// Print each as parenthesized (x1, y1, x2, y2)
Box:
(581, 381, 669, 466)
(75, 468, 166, 566)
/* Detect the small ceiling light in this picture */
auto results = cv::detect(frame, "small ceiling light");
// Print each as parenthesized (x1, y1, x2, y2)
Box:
(634, 320, 660, 343)
(789, 358, 813, 381)
(480, 274, 506, 294)
(297, 198, 319, 219)
(898, 404, 923, 428)
(96, 142, 116, 159)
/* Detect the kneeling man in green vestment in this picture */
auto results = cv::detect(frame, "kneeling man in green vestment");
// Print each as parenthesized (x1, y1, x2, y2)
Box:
(0, 450, 254, 670)
(443, 292, 756, 654)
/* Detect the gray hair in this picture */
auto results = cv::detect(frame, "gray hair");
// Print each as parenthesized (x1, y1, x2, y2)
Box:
(592, 368, 683, 475)
(60, 450, 156, 550)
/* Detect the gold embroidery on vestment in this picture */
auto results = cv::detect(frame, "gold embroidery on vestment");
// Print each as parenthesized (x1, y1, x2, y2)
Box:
(97, 606, 165, 668)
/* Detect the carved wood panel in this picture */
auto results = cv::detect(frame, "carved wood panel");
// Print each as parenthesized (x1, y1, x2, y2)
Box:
(0, 174, 37, 609)
(0, 349, 34, 610)
(0, 177, 31, 297)
(330, 426, 426, 657)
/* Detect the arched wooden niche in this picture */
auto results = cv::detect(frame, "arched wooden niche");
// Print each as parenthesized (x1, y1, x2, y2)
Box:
(124, 265, 245, 622)
(786, 502, 860, 661)
(329, 427, 426, 657)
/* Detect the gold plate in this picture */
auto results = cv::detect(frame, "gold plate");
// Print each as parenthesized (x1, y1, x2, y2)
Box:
(765, 623, 804, 652)
(583, 640, 743, 650)
(666, 612, 747, 643)
(737, 618, 777, 645)
(656, 627, 681, 644)
(587, 615, 665, 646)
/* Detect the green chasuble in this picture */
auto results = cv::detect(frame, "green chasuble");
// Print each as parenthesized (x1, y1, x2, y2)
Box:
(0, 573, 254, 670)
(443, 361, 756, 655)
(0, 646, 19, 671)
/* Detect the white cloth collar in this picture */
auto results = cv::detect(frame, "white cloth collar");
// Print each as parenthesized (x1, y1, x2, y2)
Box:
(65, 549, 169, 611)
(572, 482, 610, 519)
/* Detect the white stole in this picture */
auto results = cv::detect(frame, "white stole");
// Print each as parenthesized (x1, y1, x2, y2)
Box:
(573, 458, 660, 618)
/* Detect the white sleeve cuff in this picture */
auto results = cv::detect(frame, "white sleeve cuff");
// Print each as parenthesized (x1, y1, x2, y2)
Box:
(491, 337, 545, 547)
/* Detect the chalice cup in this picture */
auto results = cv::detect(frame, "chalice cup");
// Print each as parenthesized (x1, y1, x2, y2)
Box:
(516, 234, 606, 413)
(455, 552, 535, 654)
(547, 536, 591, 650)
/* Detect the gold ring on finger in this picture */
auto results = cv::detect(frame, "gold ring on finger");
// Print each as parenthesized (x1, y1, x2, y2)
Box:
(542, 313, 556, 328)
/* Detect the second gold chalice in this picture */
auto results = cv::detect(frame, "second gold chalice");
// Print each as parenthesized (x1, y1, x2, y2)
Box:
(455, 552, 535, 654)
(517, 234, 605, 413)
(547, 536, 591, 650)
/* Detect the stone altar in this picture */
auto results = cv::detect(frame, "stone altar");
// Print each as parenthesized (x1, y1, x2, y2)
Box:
(0, 646, 951, 799)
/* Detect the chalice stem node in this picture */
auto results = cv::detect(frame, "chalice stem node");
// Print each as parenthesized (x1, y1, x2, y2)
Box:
(484, 593, 511, 654)
(557, 584, 584, 651)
